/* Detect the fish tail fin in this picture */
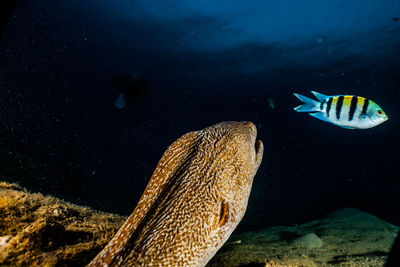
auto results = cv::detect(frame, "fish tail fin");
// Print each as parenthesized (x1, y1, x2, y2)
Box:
(293, 93, 321, 112)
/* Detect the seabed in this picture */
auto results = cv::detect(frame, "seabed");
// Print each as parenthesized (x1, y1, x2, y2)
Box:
(0, 182, 398, 267)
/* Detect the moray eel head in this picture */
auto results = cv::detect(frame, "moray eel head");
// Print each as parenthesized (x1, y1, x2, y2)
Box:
(88, 121, 264, 267)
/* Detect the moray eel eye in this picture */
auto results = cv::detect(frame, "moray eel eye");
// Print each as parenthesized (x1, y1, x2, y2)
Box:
(247, 123, 256, 133)
(377, 110, 383, 115)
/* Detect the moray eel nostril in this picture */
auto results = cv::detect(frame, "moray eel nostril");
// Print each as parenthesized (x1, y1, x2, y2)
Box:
(88, 121, 264, 267)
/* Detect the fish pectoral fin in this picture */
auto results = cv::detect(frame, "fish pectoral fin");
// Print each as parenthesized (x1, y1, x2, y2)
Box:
(308, 112, 331, 123)
(219, 200, 230, 227)
(340, 125, 357, 129)
(213, 200, 231, 229)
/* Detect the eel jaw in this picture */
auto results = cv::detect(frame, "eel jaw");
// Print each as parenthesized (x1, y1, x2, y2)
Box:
(255, 140, 264, 168)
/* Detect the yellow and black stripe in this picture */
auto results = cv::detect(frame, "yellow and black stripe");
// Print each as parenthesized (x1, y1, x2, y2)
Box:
(326, 96, 339, 119)
(360, 97, 369, 117)
(336, 96, 344, 120)
(348, 96, 358, 121)
(323, 95, 369, 121)
(326, 97, 333, 117)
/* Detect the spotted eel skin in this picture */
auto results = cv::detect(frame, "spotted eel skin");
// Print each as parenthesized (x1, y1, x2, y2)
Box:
(88, 121, 264, 267)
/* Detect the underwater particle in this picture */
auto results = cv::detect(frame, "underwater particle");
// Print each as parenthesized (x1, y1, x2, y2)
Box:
(293, 91, 388, 129)
(393, 17, 399, 21)
(88, 121, 264, 266)
(266, 98, 275, 109)
(316, 37, 323, 43)
(227, 240, 242, 245)
(114, 92, 126, 109)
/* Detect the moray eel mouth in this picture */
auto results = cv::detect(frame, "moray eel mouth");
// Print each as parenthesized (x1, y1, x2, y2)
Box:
(247, 121, 263, 167)
(255, 139, 263, 164)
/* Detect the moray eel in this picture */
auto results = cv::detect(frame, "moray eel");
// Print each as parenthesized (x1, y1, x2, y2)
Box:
(88, 121, 264, 267)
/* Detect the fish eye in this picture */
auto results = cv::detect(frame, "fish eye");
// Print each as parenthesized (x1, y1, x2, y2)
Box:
(377, 110, 383, 116)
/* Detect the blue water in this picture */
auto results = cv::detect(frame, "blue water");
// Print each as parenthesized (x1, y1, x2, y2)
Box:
(0, 0, 399, 231)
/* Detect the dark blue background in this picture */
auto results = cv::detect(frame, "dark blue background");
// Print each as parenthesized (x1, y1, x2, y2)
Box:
(1, 0, 399, 231)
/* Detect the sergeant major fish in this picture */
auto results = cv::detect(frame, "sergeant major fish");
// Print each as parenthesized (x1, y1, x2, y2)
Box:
(293, 91, 388, 129)
(88, 121, 264, 267)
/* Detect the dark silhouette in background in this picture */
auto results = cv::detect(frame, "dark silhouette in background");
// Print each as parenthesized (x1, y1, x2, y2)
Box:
(112, 72, 148, 109)
(0, 0, 17, 39)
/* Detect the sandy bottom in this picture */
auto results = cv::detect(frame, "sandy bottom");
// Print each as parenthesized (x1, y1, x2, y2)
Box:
(208, 208, 399, 267)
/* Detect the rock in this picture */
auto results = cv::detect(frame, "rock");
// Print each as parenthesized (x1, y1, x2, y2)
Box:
(292, 233, 322, 249)
(0, 181, 125, 266)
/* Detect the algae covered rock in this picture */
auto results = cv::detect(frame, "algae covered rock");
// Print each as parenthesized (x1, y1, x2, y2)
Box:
(0, 181, 125, 266)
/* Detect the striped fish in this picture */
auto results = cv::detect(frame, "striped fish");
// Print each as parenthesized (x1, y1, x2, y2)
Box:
(294, 91, 388, 129)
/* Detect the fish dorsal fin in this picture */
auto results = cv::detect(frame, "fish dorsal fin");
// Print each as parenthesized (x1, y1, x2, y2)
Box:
(311, 91, 329, 102)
